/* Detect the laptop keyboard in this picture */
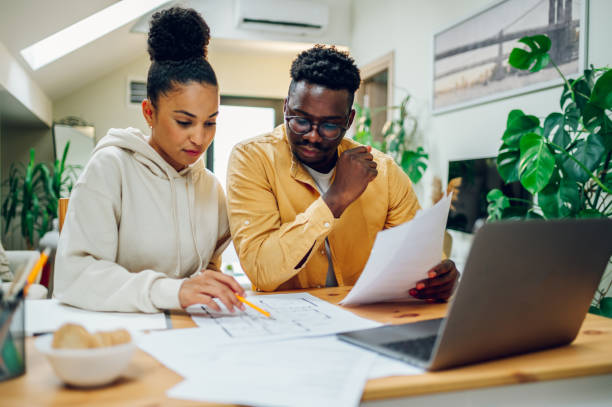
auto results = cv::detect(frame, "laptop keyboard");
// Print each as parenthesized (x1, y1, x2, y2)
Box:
(381, 335, 438, 362)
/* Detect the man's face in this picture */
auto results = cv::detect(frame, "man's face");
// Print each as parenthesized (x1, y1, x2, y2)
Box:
(284, 81, 355, 173)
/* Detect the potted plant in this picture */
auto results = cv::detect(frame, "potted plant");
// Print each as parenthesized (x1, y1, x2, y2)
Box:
(354, 93, 429, 184)
(2, 143, 76, 249)
(486, 34, 612, 317)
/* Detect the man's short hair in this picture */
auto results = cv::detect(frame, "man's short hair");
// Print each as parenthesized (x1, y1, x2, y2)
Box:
(289, 45, 361, 103)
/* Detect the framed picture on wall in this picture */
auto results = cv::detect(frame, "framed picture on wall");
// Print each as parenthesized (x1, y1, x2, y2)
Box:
(432, 0, 588, 114)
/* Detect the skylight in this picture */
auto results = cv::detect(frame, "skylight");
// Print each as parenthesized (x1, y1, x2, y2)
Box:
(20, 0, 170, 70)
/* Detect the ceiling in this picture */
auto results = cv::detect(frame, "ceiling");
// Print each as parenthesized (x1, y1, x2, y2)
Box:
(0, 0, 350, 104)
(0, 0, 151, 101)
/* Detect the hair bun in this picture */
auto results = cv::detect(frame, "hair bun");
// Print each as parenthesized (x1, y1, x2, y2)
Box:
(147, 7, 210, 62)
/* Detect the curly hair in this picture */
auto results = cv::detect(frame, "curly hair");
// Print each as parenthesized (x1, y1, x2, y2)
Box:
(146, 7, 217, 106)
(289, 45, 361, 102)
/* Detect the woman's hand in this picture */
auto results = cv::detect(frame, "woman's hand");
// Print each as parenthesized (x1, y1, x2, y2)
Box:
(179, 269, 246, 312)
(409, 260, 459, 303)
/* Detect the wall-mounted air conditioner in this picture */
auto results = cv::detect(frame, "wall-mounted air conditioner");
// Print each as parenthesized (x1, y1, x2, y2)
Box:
(235, 0, 329, 36)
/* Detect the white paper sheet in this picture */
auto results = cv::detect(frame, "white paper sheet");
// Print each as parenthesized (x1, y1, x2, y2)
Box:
(186, 292, 381, 343)
(139, 332, 423, 397)
(165, 338, 375, 407)
(25, 299, 167, 335)
(341, 194, 453, 306)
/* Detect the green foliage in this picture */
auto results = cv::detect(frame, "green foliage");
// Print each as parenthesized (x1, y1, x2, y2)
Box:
(487, 34, 612, 317)
(518, 132, 556, 193)
(354, 94, 428, 184)
(508, 35, 551, 72)
(1, 142, 76, 248)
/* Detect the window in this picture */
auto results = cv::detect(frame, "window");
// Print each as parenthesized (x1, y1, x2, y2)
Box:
(354, 52, 394, 143)
(207, 96, 283, 192)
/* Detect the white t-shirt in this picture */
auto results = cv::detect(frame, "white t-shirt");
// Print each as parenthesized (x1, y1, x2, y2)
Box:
(304, 165, 338, 287)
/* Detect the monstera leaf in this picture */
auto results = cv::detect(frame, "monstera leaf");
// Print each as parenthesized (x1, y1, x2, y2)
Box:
(502, 109, 540, 146)
(538, 174, 579, 219)
(401, 147, 428, 184)
(509, 35, 551, 72)
(518, 133, 555, 194)
(560, 134, 606, 183)
(543, 112, 571, 148)
(583, 70, 612, 151)
(486, 189, 509, 221)
(496, 142, 520, 183)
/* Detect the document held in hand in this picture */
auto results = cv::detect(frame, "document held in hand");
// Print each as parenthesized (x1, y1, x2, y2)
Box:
(340, 194, 452, 306)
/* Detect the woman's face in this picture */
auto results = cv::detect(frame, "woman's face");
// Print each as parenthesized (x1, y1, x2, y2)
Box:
(143, 81, 219, 171)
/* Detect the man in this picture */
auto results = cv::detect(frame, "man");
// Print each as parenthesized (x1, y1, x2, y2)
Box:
(227, 45, 458, 301)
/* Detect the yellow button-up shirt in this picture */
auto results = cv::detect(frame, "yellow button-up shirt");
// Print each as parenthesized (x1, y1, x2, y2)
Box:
(227, 124, 421, 291)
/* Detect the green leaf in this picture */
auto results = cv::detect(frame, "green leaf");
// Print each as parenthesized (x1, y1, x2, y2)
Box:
(486, 189, 510, 220)
(590, 69, 612, 110)
(25, 211, 34, 247)
(601, 298, 612, 317)
(583, 70, 612, 137)
(401, 147, 428, 184)
(502, 110, 540, 146)
(559, 177, 581, 215)
(496, 142, 520, 183)
(525, 209, 545, 220)
(501, 205, 531, 220)
(578, 209, 605, 218)
(561, 70, 595, 112)
(509, 35, 551, 72)
(605, 172, 612, 189)
(573, 77, 593, 112)
(543, 112, 571, 148)
(537, 171, 561, 219)
(537, 173, 579, 218)
(589, 306, 602, 315)
(583, 102, 612, 135)
(602, 132, 612, 154)
(561, 134, 606, 183)
(563, 102, 580, 131)
(519, 133, 556, 194)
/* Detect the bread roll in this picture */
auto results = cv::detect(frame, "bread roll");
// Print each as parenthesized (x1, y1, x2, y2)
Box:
(52, 323, 131, 349)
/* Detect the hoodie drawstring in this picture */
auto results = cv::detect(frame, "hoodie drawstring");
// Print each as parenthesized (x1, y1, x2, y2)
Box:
(187, 172, 203, 273)
(165, 171, 182, 276)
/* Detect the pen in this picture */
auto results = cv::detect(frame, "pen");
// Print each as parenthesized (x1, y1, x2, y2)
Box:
(235, 294, 271, 318)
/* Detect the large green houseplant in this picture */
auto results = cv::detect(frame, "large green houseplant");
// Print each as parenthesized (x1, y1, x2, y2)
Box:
(1, 142, 76, 248)
(486, 34, 612, 316)
(354, 93, 429, 184)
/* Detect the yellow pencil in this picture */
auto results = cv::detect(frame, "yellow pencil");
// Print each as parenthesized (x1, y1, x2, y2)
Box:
(24, 248, 51, 295)
(235, 294, 271, 318)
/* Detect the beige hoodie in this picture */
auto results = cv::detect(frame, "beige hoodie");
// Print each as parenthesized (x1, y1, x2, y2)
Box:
(54, 127, 230, 313)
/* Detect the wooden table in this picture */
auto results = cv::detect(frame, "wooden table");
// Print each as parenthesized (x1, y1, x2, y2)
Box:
(2, 286, 612, 406)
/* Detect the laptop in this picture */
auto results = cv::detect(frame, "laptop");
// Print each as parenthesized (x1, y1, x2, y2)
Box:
(337, 218, 612, 371)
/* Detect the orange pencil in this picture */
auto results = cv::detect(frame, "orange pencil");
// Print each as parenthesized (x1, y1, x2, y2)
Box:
(24, 248, 51, 295)
(235, 294, 271, 318)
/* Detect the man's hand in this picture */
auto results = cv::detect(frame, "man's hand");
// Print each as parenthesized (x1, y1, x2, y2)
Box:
(179, 270, 246, 311)
(323, 146, 378, 218)
(409, 260, 459, 302)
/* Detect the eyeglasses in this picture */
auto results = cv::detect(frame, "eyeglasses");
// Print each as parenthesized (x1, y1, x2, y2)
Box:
(284, 115, 349, 140)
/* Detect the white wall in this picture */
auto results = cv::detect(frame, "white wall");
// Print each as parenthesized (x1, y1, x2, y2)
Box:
(53, 49, 296, 141)
(350, 0, 612, 206)
(0, 41, 52, 127)
(131, 0, 352, 47)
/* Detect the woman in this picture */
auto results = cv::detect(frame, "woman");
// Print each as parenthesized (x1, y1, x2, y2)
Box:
(55, 7, 245, 313)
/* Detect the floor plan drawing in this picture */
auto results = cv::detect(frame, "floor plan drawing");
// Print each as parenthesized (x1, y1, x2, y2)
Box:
(187, 293, 380, 342)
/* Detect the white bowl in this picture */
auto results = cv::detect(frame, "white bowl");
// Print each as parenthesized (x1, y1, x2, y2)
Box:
(35, 334, 135, 387)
